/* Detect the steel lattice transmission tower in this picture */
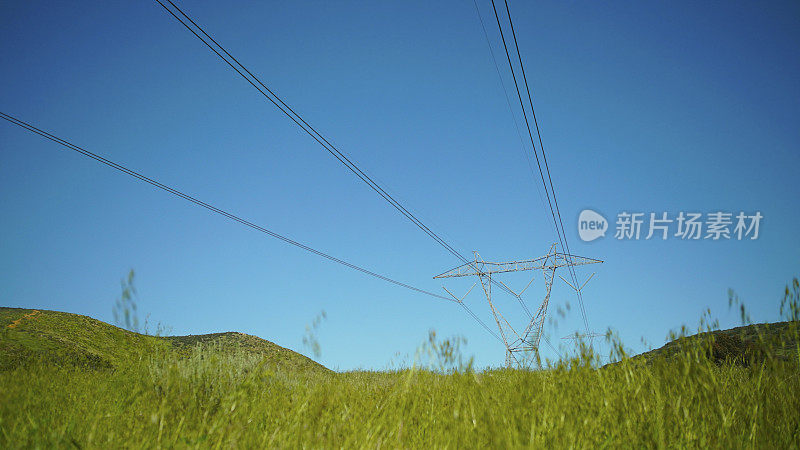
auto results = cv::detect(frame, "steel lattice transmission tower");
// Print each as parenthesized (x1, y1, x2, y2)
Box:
(562, 332, 605, 349)
(434, 243, 602, 367)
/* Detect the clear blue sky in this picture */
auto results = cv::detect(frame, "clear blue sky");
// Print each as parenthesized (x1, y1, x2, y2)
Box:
(1, 1, 798, 370)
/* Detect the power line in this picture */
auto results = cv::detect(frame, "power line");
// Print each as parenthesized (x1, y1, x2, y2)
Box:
(489, 0, 562, 247)
(487, 0, 565, 324)
(154, 0, 466, 266)
(0, 112, 450, 300)
(460, 303, 502, 342)
(543, 336, 562, 360)
(500, 0, 589, 333)
(471, 0, 550, 231)
(502, 0, 588, 333)
(489, 0, 589, 334)
(1, 111, 505, 346)
(154, 0, 526, 329)
(472, 0, 552, 323)
(469, 0, 575, 363)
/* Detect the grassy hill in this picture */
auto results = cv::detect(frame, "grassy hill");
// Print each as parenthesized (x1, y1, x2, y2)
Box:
(627, 321, 799, 366)
(0, 307, 328, 373)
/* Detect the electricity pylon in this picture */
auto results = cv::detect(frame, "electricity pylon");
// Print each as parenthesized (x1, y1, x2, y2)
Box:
(434, 243, 602, 367)
(562, 332, 605, 348)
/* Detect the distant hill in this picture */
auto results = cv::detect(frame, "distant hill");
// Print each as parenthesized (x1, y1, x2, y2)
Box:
(627, 321, 799, 366)
(0, 307, 329, 373)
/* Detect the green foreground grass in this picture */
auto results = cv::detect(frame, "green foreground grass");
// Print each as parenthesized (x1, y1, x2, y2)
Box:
(1, 317, 799, 447)
(1, 344, 798, 447)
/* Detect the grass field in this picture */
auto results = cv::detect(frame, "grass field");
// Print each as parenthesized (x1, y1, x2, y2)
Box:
(1, 301, 799, 447)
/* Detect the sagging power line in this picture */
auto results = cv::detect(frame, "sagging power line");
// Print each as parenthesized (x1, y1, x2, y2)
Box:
(487, 0, 592, 335)
(153, 0, 466, 265)
(154, 0, 544, 349)
(0, 112, 504, 344)
(0, 114, 434, 302)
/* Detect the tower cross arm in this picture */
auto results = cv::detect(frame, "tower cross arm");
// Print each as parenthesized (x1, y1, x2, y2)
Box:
(552, 253, 603, 268)
(433, 253, 602, 279)
(433, 262, 485, 279)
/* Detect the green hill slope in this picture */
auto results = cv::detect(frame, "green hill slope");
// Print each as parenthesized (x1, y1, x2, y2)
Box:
(628, 321, 799, 366)
(0, 307, 329, 373)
